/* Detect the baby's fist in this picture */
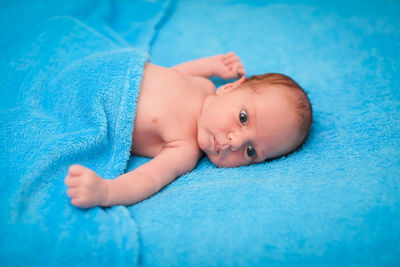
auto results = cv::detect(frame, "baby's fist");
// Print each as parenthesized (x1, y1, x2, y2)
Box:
(65, 164, 109, 208)
(212, 52, 246, 79)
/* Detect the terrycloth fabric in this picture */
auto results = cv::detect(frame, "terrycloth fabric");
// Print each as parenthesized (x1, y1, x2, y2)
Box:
(0, 0, 173, 109)
(0, 15, 150, 267)
(126, 0, 400, 266)
(0, 0, 172, 51)
(1, 0, 399, 266)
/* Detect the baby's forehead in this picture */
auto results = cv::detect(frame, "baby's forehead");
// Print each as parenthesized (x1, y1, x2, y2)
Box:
(245, 85, 294, 109)
(248, 86, 301, 156)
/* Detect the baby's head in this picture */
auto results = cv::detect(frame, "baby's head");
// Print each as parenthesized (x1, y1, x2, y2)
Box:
(197, 73, 312, 167)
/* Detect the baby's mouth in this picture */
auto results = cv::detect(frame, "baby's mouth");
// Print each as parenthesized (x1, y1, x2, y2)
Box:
(214, 136, 221, 154)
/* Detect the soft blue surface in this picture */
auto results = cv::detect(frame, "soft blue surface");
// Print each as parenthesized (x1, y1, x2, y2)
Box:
(129, 0, 400, 266)
(1, 0, 399, 266)
(0, 1, 164, 265)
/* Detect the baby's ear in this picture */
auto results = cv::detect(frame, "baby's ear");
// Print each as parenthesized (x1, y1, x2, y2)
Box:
(216, 76, 246, 95)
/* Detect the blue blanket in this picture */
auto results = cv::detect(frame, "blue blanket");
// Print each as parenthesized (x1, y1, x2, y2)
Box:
(129, 0, 400, 266)
(1, 0, 400, 266)
(0, 0, 165, 265)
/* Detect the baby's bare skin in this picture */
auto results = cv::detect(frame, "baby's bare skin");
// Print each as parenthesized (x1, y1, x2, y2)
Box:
(66, 52, 246, 208)
(131, 63, 213, 159)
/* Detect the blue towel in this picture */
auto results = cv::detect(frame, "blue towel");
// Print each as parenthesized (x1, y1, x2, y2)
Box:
(127, 0, 400, 266)
(0, 16, 148, 266)
(1, 0, 399, 266)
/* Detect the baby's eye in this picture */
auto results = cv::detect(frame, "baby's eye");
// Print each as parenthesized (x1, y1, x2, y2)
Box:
(239, 110, 248, 125)
(246, 145, 256, 158)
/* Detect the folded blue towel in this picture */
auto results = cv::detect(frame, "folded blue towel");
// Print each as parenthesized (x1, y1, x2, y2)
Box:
(0, 17, 148, 265)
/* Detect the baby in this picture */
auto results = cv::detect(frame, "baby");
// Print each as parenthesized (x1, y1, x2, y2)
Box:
(65, 52, 312, 208)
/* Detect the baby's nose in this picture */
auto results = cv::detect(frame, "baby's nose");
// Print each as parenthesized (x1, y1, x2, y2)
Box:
(227, 131, 245, 152)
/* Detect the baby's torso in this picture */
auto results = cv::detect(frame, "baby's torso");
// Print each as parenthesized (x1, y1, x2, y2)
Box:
(131, 63, 214, 158)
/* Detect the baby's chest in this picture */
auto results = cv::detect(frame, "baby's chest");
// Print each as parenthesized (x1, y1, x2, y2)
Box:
(130, 129, 163, 157)
(131, 73, 203, 157)
(131, 103, 197, 157)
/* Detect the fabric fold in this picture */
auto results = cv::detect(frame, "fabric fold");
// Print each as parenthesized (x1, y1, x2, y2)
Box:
(0, 16, 148, 266)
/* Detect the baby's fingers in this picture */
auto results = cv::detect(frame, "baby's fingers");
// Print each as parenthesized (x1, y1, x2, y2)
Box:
(71, 195, 98, 209)
(65, 175, 80, 187)
(223, 54, 240, 66)
(67, 187, 81, 198)
(236, 64, 246, 77)
(68, 164, 86, 176)
(70, 197, 89, 208)
(231, 62, 245, 76)
(223, 56, 240, 66)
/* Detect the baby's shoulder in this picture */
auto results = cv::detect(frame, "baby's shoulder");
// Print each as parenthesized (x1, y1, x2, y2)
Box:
(166, 139, 201, 157)
(188, 75, 216, 96)
(163, 139, 202, 173)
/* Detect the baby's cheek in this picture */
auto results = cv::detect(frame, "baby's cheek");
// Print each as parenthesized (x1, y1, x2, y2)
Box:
(217, 152, 245, 168)
(198, 130, 210, 152)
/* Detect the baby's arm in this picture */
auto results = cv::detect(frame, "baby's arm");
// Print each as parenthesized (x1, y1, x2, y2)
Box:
(65, 143, 198, 208)
(172, 52, 246, 79)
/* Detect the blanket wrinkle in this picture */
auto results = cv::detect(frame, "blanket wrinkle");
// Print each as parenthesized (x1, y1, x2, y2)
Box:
(0, 0, 172, 264)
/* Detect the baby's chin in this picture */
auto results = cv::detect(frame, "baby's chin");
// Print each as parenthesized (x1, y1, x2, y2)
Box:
(205, 152, 224, 168)
(206, 153, 241, 168)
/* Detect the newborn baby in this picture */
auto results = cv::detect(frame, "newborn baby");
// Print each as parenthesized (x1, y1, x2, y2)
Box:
(65, 52, 312, 208)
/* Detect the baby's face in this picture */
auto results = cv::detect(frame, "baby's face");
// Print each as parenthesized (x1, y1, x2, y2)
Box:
(197, 82, 300, 167)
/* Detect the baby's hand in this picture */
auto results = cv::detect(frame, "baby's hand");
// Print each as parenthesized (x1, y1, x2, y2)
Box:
(211, 52, 246, 79)
(65, 164, 109, 208)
